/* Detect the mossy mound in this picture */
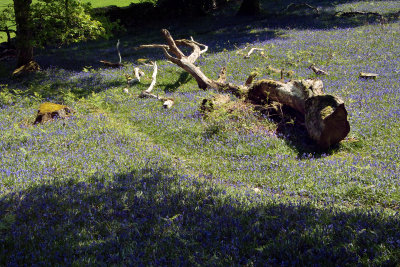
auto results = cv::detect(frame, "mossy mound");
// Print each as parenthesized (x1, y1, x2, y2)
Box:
(33, 102, 73, 125)
(12, 61, 41, 77)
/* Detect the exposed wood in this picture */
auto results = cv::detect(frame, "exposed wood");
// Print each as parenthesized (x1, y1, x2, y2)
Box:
(139, 62, 159, 98)
(145, 62, 158, 93)
(12, 60, 40, 77)
(359, 72, 378, 79)
(163, 99, 174, 109)
(136, 62, 175, 109)
(244, 48, 264, 59)
(334, 11, 384, 19)
(99, 60, 124, 68)
(134, 67, 145, 82)
(309, 64, 329, 76)
(138, 29, 350, 148)
(248, 79, 349, 148)
(283, 3, 319, 15)
(117, 39, 122, 64)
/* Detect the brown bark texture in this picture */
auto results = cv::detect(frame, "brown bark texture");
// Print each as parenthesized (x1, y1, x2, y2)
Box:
(138, 29, 350, 148)
(13, 0, 34, 67)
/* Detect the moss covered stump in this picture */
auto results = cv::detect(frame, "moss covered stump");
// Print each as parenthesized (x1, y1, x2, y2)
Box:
(33, 102, 73, 125)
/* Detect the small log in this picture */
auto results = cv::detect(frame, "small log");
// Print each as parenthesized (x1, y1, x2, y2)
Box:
(99, 60, 123, 68)
(309, 64, 329, 76)
(138, 29, 350, 148)
(163, 98, 174, 109)
(244, 48, 264, 59)
(334, 11, 383, 20)
(359, 72, 378, 80)
(12, 61, 40, 77)
(283, 3, 319, 15)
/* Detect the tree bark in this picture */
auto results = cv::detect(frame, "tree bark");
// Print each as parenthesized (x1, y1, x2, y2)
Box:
(138, 29, 350, 148)
(13, 0, 34, 67)
(237, 0, 260, 16)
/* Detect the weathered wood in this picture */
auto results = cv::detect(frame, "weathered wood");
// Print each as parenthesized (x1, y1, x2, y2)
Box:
(359, 72, 378, 79)
(12, 60, 40, 77)
(138, 29, 350, 148)
(248, 79, 349, 148)
(309, 64, 329, 76)
(99, 60, 123, 68)
(244, 48, 264, 59)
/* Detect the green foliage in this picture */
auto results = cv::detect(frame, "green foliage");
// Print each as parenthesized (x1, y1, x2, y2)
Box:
(0, 4, 15, 42)
(30, 0, 105, 47)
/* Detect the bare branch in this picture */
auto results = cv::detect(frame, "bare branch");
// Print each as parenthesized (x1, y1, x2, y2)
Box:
(244, 48, 264, 59)
(161, 29, 185, 59)
(217, 67, 227, 84)
(283, 3, 320, 15)
(145, 62, 158, 93)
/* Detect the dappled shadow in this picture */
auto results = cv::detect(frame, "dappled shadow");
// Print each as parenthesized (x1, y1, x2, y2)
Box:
(1, 167, 399, 265)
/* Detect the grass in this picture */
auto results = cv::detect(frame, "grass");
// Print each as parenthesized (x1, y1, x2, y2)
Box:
(1, 0, 400, 265)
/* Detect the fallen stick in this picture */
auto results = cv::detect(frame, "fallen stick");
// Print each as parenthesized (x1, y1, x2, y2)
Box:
(244, 48, 264, 59)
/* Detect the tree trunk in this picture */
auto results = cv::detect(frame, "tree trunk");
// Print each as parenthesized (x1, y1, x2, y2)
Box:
(237, 0, 260, 16)
(13, 0, 33, 67)
(248, 79, 350, 148)
(138, 29, 350, 149)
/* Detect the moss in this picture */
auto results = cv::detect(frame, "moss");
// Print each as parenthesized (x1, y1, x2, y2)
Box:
(320, 105, 334, 120)
(38, 102, 67, 115)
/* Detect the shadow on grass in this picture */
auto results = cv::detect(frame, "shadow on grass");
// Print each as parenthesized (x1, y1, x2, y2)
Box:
(163, 71, 193, 93)
(1, 168, 399, 265)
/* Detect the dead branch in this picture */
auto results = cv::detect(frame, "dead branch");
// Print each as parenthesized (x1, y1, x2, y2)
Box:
(134, 67, 145, 82)
(359, 72, 378, 79)
(334, 11, 384, 19)
(146, 62, 158, 93)
(283, 3, 320, 15)
(244, 48, 264, 59)
(99, 60, 123, 68)
(309, 64, 329, 76)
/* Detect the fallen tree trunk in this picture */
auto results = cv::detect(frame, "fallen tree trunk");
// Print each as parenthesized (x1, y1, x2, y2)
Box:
(137, 29, 350, 148)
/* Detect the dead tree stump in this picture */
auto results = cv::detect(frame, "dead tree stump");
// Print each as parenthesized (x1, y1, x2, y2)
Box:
(33, 102, 73, 125)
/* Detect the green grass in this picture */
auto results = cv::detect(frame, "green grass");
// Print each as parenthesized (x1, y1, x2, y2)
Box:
(1, 0, 400, 265)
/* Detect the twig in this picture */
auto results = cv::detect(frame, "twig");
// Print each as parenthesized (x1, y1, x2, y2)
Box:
(134, 67, 145, 82)
(283, 3, 319, 15)
(117, 39, 122, 64)
(244, 48, 264, 59)
(145, 62, 158, 93)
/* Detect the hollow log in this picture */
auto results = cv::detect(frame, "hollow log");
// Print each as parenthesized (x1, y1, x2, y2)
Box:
(138, 29, 350, 148)
(248, 79, 349, 148)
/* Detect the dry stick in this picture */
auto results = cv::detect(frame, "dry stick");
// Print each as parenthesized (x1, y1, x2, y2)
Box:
(309, 64, 329, 76)
(138, 62, 175, 109)
(334, 11, 383, 18)
(134, 67, 144, 82)
(244, 48, 264, 59)
(117, 39, 122, 64)
(235, 45, 248, 55)
(145, 62, 158, 93)
(140, 62, 159, 99)
(283, 3, 320, 15)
